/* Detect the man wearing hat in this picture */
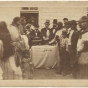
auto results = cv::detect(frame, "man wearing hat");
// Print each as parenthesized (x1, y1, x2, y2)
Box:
(63, 18, 69, 28)
(76, 16, 88, 79)
(68, 20, 79, 77)
(50, 19, 58, 39)
(30, 24, 42, 46)
(41, 20, 52, 44)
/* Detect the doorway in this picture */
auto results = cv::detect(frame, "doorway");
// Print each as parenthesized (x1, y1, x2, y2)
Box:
(20, 12, 39, 26)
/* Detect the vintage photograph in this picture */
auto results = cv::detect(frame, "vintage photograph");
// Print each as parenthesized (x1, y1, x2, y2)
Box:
(0, 2, 88, 81)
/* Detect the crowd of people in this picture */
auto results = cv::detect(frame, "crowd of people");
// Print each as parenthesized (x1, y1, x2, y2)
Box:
(0, 15, 88, 79)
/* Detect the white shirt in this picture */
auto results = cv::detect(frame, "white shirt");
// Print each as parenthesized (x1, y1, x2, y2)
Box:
(9, 25, 21, 42)
(49, 29, 63, 43)
(56, 29, 62, 38)
(53, 29, 56, 34)
(77, 32, 88, 52)
(46, 29, 50, 38)
(31, 25, 35, 30)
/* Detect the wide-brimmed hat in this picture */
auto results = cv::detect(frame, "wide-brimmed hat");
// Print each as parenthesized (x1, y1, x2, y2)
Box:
(57, 22, 63, 28)
(64, 21, 70, 25)
(44, 20, 50, 25)
(53, 19, 57, 24)
(78, 16, 88, 23)
(70, 20, 77, 25)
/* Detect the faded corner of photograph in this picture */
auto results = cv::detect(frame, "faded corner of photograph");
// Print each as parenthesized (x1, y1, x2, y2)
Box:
(0, 2, 88, 80)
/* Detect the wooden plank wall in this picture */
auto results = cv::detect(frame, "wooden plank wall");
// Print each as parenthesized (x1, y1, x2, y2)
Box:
(40, 7, 87, 29)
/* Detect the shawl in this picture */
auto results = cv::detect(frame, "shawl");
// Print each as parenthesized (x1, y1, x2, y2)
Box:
(0, 32, 15, 61)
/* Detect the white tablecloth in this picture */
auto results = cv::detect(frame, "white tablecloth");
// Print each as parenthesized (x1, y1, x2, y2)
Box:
(30, 44, 60, 68)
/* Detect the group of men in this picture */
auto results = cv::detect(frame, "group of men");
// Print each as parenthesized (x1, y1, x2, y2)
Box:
(11, 15, 88, 79)
(23, 18, 68, 46)
(18, 17, 80, 77)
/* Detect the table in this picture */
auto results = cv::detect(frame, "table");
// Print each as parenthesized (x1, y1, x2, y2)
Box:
(30, 44, 60, 68)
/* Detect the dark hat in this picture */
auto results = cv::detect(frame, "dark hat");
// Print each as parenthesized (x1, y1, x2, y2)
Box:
(13, 17, 20, 23)
(70, 20, 77, 25)
(64, 21, 70, 25)
(78, 16, 88, 23)
(53, 19, 57, 24)
(63, 18, 68, 20)
(58, 22, 63, 26)
(34, 24, 39, 27)
(57, 21, 63, 28)
(44, 20, 50, 25)
(62, 29, 67, 34)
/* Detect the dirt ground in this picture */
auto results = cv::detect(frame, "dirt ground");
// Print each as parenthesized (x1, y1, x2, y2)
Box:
(33, 68, 74, 79)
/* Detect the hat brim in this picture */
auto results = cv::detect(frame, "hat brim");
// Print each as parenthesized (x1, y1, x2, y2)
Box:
(78, 19, 88, 23)
(44, 23, 50, 25)
(52, 22, 57, 24)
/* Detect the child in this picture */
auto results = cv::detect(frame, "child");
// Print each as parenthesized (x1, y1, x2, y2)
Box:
(21, 50, 34, 79)
(57, 30, 70, 76)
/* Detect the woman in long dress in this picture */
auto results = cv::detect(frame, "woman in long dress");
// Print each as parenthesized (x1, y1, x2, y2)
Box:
(0, 21, 15, 80)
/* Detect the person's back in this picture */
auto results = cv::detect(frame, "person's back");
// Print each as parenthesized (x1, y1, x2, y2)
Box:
(0, 21, 15, 61)
(9, 25, 21, 42)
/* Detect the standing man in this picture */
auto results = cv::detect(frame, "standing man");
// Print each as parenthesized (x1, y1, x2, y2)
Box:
(41, 20, 52, 44)
(51, 19, 58, 39)
(64, 21, 71, 38)
(63, 18, 68, 28)
(68, 20, 79, 77)
(76, 16, 88, 79)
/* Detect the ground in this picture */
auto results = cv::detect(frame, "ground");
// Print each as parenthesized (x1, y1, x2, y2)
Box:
(33, 68, 74, 79)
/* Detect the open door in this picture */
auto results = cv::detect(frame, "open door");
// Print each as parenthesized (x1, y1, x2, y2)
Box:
(20, 12, 39, 26)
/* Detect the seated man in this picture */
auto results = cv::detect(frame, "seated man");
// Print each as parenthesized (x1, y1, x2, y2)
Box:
(41, 20, 52, 45)
(30, 24, 42, 46)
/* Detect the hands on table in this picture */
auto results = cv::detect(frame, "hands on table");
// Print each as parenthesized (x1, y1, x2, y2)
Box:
(45, 42, 57, 46)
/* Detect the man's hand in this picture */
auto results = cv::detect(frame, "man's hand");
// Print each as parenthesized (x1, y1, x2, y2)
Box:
(43, 36, 49, 40)
(34, 37, 39, 39)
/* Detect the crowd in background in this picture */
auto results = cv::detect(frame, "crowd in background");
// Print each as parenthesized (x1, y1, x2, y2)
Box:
(0, 15, 88, 79)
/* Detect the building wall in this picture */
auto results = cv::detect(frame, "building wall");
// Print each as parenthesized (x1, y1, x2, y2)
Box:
(40, 7, 87, 29)
(0, 7, 20, 28)
(0, 7, 87, 30)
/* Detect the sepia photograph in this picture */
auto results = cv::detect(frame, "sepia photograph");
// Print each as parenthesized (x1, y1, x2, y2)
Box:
(0, 1, 88, 86)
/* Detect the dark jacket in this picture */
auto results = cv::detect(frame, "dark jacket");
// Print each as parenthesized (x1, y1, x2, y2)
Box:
(50, 27, 58, 39)
(68, 30, 79, 52)
(41, 27, 52, 44)
(30, 30, 42, 39)
(30, 30, 42, 45)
